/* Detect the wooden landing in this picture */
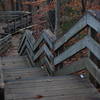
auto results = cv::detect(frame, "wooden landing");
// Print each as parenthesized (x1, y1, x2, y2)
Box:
(3, 34, 21, 56)
(1, 56, 100, 100)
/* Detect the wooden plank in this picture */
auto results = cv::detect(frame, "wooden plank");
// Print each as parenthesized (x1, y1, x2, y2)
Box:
(54, 37, 86, 65)
(26, 48, 35, 67)
(55, 58, 87, 75)
(26, 40, 34, 58)
(34, 44, 53, 61)
(5, 81, 91, 94)
(87, 13, 100, 33)
(86, 59, 100, 84)
(33, 32, 54, 52)
(54, 14, 87, 50)
(0, 34, 11, 44)
(5, 79, 89, 90)
(44, 56, 55, 72)
(0, 63, 4, 89)
(34, 45, 44, 61)
(84, 36, 100, 60)
(5, 87, 98, 99)
(42, 32, 54, 49)
(33, 36, 43, 51)
(0, 41, 11, 55)
(0, 11, 31, 15)
(18, 33, 26, 52)
(6, 75, 79, 85)
(54, 35, 100, 65)
(19, 41, 26, 55)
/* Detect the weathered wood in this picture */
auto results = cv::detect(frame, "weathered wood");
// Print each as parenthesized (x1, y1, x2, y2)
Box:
(18, 12, 100, 81)
(0, 11, 31, 15)
(54, 14, 87, 50)
(55, 58, 87, 75)
(18, 33, 26, 52)
(3, 13, 32, 34)
(34, 44, 53, 61)
(2, 55, 98, 100)
(84, 36, 100, 60)
(25, 45, 35, 67)
(54, 12, 100, 51)
(54, 35, 100, 65)
(0, 66, 4, 89)
(33, 31, 54, 52)
(87, 13, 100, 33)
(54, 37, 86, 65)
(44, 56, 55, 72)
(86, 59, 100, 84)
(19, 41, 26, 55)
(0, 34, 11, 55)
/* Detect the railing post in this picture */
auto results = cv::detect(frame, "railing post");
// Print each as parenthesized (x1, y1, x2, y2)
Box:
(7, 20, 10, 34)
(0, 58, 4, 100)
(13, 19, 16, 33)
(88, 27, 100, 88)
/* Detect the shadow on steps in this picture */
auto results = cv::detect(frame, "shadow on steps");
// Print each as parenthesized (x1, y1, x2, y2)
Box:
(0, 88, 4, 100)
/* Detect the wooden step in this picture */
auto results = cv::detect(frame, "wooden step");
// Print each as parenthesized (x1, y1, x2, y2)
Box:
(4, 68, 47, 81)
(10, 95, 100, 100)
(0, 56, 31, 69)
(2, 55, 100, 100)
(5, 75, 81, 85)
(5, 88, 99, 99)
(4, 71, 100, 100)
(6, 77, 90, 89)
(5, 79, 92, 94)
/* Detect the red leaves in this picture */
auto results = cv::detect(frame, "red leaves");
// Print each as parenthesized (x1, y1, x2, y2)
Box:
(33, 95, 44, 99)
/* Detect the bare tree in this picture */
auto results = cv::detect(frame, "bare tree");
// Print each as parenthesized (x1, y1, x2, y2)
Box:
(0, 0, 5, 10)
(81, 0, 87, 14)
(55, 0, 61, 36)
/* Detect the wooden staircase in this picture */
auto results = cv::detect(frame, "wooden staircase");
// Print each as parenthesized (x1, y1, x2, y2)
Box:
(0, 56, 99, 100)
(0, 10, 100, 100)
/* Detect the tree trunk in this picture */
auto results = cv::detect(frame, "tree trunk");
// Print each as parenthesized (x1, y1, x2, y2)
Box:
(0, 0, 5, 10)
(55, 0, 60, 36)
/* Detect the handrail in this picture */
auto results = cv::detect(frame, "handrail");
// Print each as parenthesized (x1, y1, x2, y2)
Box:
(18, 29, 55, 75)
(54, 14, 87, 51)
(0, 64, 4, 89)
(19, 11, 100, 81)
(0, 11, 31, 15)
(54, 35, 100, 65)
(3, 13, 32, 34)
(54, 12, 100, 51)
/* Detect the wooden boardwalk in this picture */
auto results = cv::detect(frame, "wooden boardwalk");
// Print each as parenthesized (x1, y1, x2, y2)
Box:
(0, 56, 99, 100)
(0, 10, 100, 100)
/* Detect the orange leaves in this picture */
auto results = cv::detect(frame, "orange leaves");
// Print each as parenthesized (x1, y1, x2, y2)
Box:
(37, 0, 55, 13)
(22, 0, 46, 7)
(33, 95, 44, 99)
(22, 0, 55, 12)
(22, 0, 55, 38)
(89, 5, 100, 10)
(64, 0, 81, 10)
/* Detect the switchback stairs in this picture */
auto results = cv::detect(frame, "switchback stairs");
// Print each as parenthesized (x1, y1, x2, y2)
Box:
(0, 10, 100, 100)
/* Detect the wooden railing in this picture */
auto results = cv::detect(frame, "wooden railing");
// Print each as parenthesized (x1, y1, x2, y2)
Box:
(0, 34, 11, 92)
(0, 64, 4, 89)
(0, 64, 4, 99)
(0, 11, 31, 22)
(18, 11, 100, 83)
(18, 29, 56, 75)
(0, 34, 11, 55)
(3, 12, 32, 34)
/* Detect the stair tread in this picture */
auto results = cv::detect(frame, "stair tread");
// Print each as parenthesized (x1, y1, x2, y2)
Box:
(5, 87, 99, 99)
(1, 55, 99, 100)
